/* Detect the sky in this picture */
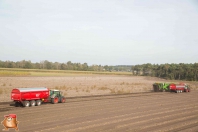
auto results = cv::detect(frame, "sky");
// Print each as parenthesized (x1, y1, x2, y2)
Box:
(0, 0, 198, 65)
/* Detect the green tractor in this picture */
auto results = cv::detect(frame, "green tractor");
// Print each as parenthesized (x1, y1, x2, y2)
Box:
(153, 83, 170, 92)
(50, 89, 66, 104)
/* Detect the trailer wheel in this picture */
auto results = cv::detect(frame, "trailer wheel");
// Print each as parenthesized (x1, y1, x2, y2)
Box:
(30, 100, 36, 106)
(60, 97, 66, 103)
(52, 97, 59, 104)
(23, 101, 30, 107)
(15, 102, 20, 107)
(36, 100, 41, 106)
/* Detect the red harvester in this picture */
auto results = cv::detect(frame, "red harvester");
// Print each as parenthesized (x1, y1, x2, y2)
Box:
(169, 83, 190, 93)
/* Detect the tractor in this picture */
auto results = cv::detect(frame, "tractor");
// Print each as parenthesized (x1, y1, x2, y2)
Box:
(11, 87, 66, 107)
(50, 89, 66, 104)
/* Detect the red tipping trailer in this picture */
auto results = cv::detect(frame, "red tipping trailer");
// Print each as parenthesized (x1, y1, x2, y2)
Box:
(169, 83, 190, 93)
(11, 87, 66, 107)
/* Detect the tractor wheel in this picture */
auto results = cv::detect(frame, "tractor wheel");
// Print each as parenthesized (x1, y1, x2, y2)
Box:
(23, 101, 30, 107)
(52, 97, 59, 104)
(30, 100, 36, 106)
(36, 100, 41, 106)
(60, 97, 66, 103)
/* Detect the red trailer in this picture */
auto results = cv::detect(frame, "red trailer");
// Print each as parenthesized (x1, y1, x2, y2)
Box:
(11, 87, 66, 107)
(169, 83, 190, 93)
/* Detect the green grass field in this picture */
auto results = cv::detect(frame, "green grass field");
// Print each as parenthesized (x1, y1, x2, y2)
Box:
(0, 68, 132, 76)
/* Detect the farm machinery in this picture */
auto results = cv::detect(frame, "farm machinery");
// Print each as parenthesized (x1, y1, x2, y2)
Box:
(11, 87, 66, 107)
(153, 83, 170, 92)
(153, 82, 190, 93)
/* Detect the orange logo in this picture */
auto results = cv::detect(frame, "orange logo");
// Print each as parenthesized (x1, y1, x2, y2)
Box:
(1, 114, 19, 131)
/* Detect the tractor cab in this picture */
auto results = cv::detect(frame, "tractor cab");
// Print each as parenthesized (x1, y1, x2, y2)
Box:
(50, 89, 61, 98)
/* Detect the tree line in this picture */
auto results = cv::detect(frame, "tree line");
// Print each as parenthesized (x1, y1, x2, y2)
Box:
(0, 60, 131, 72)
(132, 63, 198, 81)
(0, 60, 197, 81)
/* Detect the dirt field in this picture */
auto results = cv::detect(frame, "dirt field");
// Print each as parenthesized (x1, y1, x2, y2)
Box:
(0, 75, 197, 102)
(0, 91, 198, 132)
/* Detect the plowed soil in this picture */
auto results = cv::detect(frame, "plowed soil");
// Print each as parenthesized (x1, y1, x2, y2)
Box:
(0, 76, 198, 131)
(0, 91, 198, 132)
(1, 75, 197, 102)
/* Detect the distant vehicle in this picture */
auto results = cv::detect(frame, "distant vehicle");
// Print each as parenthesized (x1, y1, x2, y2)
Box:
(169, 83, 190, 93)
(153, 82, 190, 93)
(11, 87, 66, 107)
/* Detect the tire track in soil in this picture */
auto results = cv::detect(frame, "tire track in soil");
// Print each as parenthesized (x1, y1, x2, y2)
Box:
(0, 91, 197, 132)
(133, 115, 198, 132)
(19, 96, 196, 131)
(0, 91, 195, 114)
(1, 92, 196, 124)
(19, 99, 197, 126)
(0, 91, 193, 112)
(21, 102, 194, 129)
(0, 92, 169, 112)
(22, 106, 196, 131)
(174, 122, 198, 132)
(162, 120, 198, 132)
(62, 109, 198, 132)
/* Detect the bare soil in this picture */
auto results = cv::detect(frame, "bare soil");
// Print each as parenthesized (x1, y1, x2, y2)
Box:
(0, 75, 197, 102)
(0, 91, 197, 132)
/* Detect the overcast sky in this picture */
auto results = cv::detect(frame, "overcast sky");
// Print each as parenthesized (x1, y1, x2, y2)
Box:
(1, 0, 198, 65)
